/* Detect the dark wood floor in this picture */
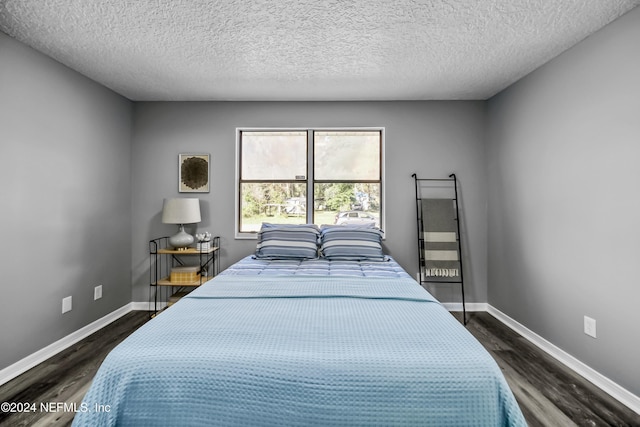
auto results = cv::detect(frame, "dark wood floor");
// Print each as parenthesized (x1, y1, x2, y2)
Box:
(1, 311, 638, 426)
(0, 311, 150, 427)
(459, 312, 639, 427)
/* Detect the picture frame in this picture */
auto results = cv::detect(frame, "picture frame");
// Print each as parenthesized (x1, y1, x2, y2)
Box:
(179, 153, 210, 193)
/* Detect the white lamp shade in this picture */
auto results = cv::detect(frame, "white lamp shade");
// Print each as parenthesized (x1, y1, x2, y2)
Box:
(162, 198, 201, 224)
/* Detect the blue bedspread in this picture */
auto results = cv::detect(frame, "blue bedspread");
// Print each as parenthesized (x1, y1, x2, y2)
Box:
(73, 268, 526, 426)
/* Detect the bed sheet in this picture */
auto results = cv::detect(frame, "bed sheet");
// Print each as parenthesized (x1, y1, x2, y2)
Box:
(73, 266, 525, 426)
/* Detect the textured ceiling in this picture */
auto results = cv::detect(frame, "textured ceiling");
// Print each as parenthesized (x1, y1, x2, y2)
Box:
(1, 1, 639, 101)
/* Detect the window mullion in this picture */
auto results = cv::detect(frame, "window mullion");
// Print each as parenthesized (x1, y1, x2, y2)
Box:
(306, 130, 313, 224)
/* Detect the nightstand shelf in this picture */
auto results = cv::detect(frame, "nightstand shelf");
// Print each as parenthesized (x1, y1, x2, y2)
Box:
(149, 236, 219, 317)
(156, 277, 205, 287)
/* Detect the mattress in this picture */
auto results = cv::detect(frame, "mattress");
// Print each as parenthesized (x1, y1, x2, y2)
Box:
(73, 258, 526, 426)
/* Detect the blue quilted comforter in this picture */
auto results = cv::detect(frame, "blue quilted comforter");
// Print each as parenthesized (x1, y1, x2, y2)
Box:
(220, 256, 413, 278)
(73, 267, 526, 426)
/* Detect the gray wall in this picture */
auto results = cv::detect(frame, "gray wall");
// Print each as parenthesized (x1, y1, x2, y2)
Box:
(131, 101, 488, 304)
(0, 32, 133, 370)
(486, 7, 640, 396)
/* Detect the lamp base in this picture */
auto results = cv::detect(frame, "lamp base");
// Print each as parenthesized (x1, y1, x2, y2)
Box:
(168, 225, 194, 249)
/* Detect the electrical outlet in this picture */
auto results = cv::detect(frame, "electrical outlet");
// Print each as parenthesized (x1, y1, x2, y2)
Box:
(62, 296, 72, 314)
(584, 316, 597, 338)
(94, 285, 103, 300)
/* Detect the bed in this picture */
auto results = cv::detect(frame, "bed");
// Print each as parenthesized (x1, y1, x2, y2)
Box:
(73, 225, 526, 426)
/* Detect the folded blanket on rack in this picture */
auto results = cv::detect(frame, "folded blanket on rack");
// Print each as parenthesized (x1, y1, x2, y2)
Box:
(421, 198, 460, 279)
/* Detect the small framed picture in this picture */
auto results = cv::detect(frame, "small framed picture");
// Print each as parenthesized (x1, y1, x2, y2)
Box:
(179, 154, 210, 193)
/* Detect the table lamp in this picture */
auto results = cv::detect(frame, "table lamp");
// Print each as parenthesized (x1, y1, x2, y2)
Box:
(162, 198, 201, 249)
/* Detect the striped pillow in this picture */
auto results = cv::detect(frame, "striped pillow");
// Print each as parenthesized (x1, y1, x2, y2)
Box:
(255, 223, 320, 260)
(320, 226, 387, 261)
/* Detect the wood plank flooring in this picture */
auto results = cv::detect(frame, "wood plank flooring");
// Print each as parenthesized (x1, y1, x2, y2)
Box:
(0, 311, 149, 427)
(460, 312, 640, 426)
(0, 311, 638, 426)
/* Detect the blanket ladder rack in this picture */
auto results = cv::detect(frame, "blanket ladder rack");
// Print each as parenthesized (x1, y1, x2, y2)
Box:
(412, 173, 466, 325)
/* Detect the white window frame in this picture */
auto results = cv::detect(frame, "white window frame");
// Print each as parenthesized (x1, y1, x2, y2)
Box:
(235, 127, 385, 239)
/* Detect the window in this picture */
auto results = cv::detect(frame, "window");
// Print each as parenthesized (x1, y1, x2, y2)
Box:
(236, 128, 384, 237)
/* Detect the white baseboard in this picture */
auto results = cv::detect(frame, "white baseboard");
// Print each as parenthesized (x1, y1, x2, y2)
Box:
(131, 301, 166, 311)
(487, 305, 640, 415)
(441, 302, 488, 312)
(0, 303, 135, 386)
